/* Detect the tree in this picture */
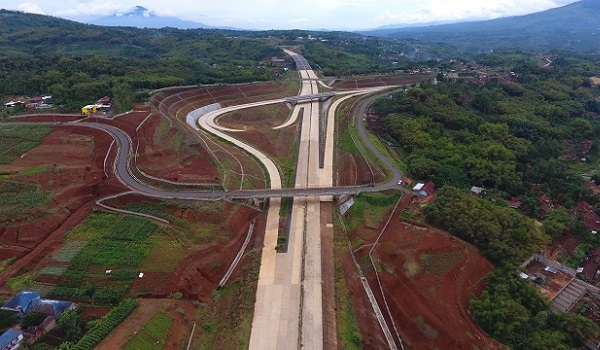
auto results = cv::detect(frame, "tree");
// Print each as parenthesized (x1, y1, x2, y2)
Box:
(57, 309, 83, 342)
(543, 208, 574, 238)
(21, 311, 48, 328)
(548, 312, 599, 347)
(0, 310, 18, 330)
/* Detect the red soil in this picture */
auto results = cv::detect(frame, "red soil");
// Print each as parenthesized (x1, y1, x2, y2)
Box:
(8, 115, 81, 123)
(548, 233, 582, 260)
(343, 197, 499, 349)
(338, 154, 379, 187)
(135, 113, 218, 183)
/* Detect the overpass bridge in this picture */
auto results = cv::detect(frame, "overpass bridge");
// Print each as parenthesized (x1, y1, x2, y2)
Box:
(289, 53, 312, 71)
(204, 183, 406, 200)
(284, 92, 336, 105)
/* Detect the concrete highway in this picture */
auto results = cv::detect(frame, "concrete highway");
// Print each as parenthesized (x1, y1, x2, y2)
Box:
(249, 49, 323, 350)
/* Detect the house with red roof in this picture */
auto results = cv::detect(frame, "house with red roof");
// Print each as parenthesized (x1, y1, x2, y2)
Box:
(580, 247, 600, 282)
(573, 201, 600, 233)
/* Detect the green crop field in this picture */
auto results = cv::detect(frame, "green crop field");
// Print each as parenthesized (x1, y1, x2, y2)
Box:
(124, 312, 173, 350)
(0, 124, 52, 164)
(0, 181, 52, 224)
(47, 213, 158, 306)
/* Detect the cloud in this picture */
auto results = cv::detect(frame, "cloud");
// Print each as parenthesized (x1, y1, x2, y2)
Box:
(53, 2, 132, 18)
(16, 2, 45, 14)
(375, 0, 574, 24)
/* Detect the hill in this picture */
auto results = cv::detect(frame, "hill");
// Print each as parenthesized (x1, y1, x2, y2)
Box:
(0, 9, 275, 58)
(363, 0, 600, 52)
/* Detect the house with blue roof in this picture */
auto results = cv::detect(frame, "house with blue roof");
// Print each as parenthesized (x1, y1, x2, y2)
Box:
(1, 291, 76, 317)
(0, 291, 41, 315)
(0, 329, 23, 350)
(27, 299, 76, 318)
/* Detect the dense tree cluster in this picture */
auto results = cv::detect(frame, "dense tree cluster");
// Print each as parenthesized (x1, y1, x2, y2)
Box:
(424, 187, 548, 265)
(374, 52, 600, 207)
(470, 267, 598, 349)
(378, 51, 600, 349)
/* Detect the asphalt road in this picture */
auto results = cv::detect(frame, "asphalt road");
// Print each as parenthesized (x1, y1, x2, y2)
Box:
(3, 90, 404, 201)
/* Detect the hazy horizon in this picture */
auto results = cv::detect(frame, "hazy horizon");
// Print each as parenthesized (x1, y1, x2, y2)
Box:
(2, 0, 579, 30)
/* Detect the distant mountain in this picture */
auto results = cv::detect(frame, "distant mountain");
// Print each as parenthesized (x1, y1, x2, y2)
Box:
(364, 0, 600, 52)
(362, 20, 459, 35)
(86, 6, 236, 30)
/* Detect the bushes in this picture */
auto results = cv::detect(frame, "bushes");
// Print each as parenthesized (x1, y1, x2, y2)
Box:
(73, 299, 137, 350)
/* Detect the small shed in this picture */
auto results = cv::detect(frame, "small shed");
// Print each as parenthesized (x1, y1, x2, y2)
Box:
(470, 186, 484, 196)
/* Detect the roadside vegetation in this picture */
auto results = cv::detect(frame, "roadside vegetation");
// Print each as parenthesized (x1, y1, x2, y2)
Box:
(191, 253, 261, 350)
(333, 215, 362, 350)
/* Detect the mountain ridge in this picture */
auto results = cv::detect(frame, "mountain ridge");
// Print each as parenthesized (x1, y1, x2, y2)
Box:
(363, 0, 600, 52)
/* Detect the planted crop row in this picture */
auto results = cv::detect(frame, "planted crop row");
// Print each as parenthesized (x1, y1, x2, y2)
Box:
(51, 241, 88, 263)
(73, 299, 137, 350)
(49, 213, 158, 306)
(68, 240, 154, 270)
(0, 124, 52, 140)
(67, 213, 158, 241)
(0, 125, 52, 164)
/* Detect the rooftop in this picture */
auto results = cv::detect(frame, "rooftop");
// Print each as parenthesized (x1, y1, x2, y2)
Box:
(1, 291, 41, 312)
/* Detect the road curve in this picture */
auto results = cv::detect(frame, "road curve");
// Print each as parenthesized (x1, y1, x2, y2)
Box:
(3, 89, 404, 200)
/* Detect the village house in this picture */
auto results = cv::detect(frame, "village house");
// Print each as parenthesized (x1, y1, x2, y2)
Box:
(470, 186, 484, 197)
(22, 316, 56, 343)
(572, 201, 600, 233)
(538, 194, 554, 216)
(507, 196, 522, 209)
(580, 247, 600, 283)
(1, 291, 76, 318)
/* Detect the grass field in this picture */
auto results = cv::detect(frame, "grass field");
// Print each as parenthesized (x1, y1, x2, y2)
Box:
(192, 251, 260, 350)
(124, 312, 173, 350)
(0, 124, 52, 164)
(0, 181, 52, 224)
(346, 192, 401, 230)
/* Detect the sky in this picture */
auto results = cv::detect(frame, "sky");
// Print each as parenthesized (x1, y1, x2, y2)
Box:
(4, 0, 579, 30)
